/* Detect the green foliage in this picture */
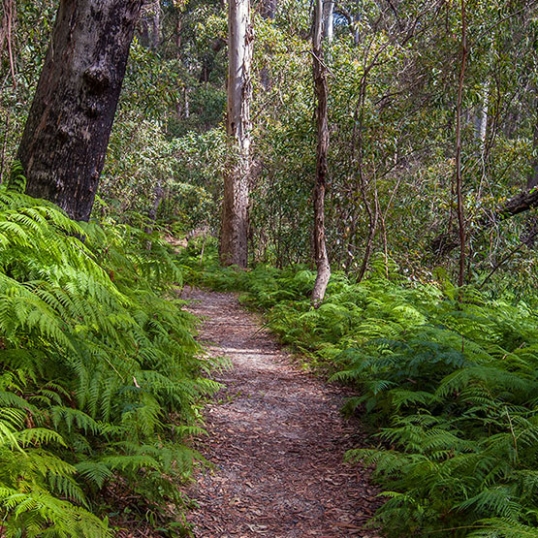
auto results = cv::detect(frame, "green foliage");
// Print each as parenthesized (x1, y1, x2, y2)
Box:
(0, 186, 217, 535)
(7, 0, 538, 532)
(96, 2, 227, 233)
(6, 161, 27, 193)
(337, 286, 538, 536)
(198, 258, 538, 537)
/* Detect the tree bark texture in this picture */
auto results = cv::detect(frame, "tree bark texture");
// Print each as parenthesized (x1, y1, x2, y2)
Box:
(138, 0, 161, 50)
(455, 0, 468, 287)
(322, 0, 334, 42)
(220, 0, 253, 268)
(311, 0, 331, 307)
(17, 0, 143, 221)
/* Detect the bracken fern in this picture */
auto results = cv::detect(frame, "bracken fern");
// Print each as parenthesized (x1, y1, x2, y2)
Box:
(0, 176, 217, 535)
(213, 259, 538, 537)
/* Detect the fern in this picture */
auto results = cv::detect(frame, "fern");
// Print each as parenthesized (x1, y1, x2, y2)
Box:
(74, 461, 114, 490)
(204, 262, 538, 537)
(7, 161, 27, 193)
(0, 188, 217, 534)
(0, 489, 111, 538)
(468, 519, 538, 537)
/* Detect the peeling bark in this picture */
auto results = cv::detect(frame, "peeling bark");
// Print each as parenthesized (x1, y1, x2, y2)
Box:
(17, 0, 143, 221)
(311, 0, 331, 307)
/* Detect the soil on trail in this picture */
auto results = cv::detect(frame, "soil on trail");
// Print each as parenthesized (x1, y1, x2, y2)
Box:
(182, 287, 382, 538)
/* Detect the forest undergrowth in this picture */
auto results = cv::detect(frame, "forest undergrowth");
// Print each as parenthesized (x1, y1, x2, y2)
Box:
(3, 177, 538, 538)
(0, 171, 219, 537)
(179, 239, 538, 538)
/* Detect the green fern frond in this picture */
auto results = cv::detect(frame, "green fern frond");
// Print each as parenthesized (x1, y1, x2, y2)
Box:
(50, 407, 103, 436)
(0, 406, 27, 429)
(468, 518, 538, 537)
(7, 161, 27, 193)
(0, 189, 215, 532)
(16, 428, 66, 448)
(100, 454, 161, 472)
(346, 447, 416, 477)
(457, 487, 523, 522)
(389, 389, 440, 412)
(0, 489, 111, 538)
(120, 399, 163, 438)
(47, 473, 88, 507)
(0, 420, 21, 450)
(74, 461, 114, 490)
(437, 366, 536, 405)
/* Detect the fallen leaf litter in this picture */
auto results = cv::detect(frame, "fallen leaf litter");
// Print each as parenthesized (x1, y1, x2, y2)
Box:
(182, 287, 383, 538)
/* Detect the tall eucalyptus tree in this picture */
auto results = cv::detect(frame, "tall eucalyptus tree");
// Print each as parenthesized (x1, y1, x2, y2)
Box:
(220, 0, 253, 267)
(311, 0, 331, 306)
(16, 0, 143, 221)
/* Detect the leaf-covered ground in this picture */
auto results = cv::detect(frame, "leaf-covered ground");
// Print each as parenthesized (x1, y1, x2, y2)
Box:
(183, 287, 381, 537)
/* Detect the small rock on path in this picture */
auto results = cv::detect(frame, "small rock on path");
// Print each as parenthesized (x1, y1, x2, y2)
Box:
(183, 287, 381, 538)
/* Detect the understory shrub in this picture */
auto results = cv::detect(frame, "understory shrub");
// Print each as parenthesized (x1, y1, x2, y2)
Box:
(189, 253, 538, 537)
(0, 179, 218, 536)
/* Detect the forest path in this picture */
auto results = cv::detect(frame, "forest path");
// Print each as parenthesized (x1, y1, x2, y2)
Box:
(182, 287, 381, 538)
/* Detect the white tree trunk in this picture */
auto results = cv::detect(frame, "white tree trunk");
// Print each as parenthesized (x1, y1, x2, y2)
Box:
(220, 0, 253, 267)
(322, 0, 334, 43)
(474, 79, 489, 154)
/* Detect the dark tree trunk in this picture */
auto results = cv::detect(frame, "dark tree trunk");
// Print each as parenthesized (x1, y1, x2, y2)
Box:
(311, 0, 331, 308)
(16, 0, 143, 221)
(497, 189, 538, 220)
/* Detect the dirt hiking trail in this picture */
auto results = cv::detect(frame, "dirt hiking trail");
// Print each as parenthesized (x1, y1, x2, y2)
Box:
(182, 288, 381, 538)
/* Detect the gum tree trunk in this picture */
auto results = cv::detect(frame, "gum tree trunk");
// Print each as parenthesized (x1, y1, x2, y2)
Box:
(322, 0, 334, 42)
(455, 0, 468, 287)
(16, 0, 143, 221)
(138, 0, 161, 50)
(311, 0, 331, 307)
(220, 0, 253, 267)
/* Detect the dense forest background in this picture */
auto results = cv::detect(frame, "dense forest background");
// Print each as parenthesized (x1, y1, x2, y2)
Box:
(3, 1, 538, 537)
(3, 0, 538, 290)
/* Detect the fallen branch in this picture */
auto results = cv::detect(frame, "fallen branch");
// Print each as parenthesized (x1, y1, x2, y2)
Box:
(432, 186, 538, 256)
